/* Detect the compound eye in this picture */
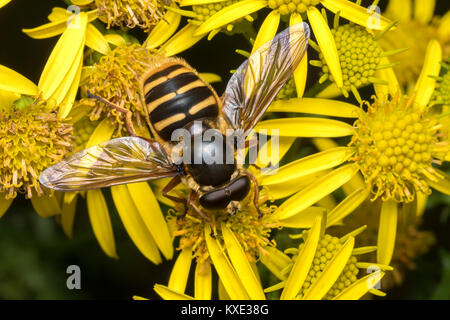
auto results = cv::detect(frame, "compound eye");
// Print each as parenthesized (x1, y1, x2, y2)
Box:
(229, 176, 250, 201)
(199, 190, 230, 210)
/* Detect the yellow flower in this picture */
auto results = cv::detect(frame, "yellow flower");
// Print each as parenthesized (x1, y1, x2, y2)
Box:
(329, 199, 435, 291)
(0, 0, 11, 9)
(379, 0, 450, 89)
(75, 0, 167, 31)
(146, 214, 391, 300)
(254, 39, 447, 266)
(0, 20, 88, 218)
(190, 0, 392, 94)
(22, 7, 110, 63)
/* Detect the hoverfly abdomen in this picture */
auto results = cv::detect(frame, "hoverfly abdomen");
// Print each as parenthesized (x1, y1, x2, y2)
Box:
(144, 62, 220, 141)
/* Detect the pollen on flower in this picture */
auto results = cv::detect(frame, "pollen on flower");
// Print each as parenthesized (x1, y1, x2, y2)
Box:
(0, 101, 73, 200)
(94, 0, 166, 31)
(267, 0, 320, 15)
(292, 231, 359, 299)
(80, 43, 152, 134)
(312, 23, 385, 101)
(169, 189, 278, 264)
(349, 95, 444, 202)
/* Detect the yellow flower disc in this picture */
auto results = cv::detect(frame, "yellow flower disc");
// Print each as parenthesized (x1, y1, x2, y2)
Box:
(81, 43, 152, 134)
(268, 0, 320, 15)
(275, 77, 297, 100)
(318, 23, 382, 93)
(192, 0, 240, 22)
(73, 117, 99, 151)
(294, 231, 359, 299)
(95, 0, 166, 31)
(434, 61, 450, 106)
(0, 102, 73, 199)
(349, 96, 441, 202)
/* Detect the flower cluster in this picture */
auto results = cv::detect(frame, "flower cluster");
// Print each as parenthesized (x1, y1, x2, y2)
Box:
(0, 0, 448, 301)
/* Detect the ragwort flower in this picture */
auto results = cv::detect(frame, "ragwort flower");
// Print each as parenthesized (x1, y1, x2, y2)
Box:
(379, 0, 450, 89)
(254, 39, 447, 266)
(0, 0, 11, 9)
(0, 20, 86, 217)
(191, 0, 392, 95)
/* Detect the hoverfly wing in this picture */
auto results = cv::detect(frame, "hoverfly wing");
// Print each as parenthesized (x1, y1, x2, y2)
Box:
(222, 22, 310, 137)
(39, 137, 179, 191)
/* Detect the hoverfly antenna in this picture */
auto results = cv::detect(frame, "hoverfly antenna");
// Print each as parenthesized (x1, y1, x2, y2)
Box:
(87, 90, 115, 108)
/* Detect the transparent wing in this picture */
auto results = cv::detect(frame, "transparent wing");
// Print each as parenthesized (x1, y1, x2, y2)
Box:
(222, 22, 310, 135)
(39, 137, 178, 191)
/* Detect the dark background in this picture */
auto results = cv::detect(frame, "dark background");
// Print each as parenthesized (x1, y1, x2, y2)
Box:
(0, 0, 449, 299)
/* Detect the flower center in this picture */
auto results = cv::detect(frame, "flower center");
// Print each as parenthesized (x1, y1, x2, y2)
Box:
(192, 0, 239, 22)
(268, 0, 320, 15)
(81, 43, 151, 134)
(294, 231, 359, 299)
(73, 117, 99, 152)
(317, 23, 382, 95)
(94, 0, 165, 31)
(349, 96, 441, 202)
(434, 62, 450, 106)
(276, 77, 296, 100)
(0, 103, 73, 199)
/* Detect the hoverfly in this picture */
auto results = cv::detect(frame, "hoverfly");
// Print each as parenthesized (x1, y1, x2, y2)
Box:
(39, 23, 310, 224)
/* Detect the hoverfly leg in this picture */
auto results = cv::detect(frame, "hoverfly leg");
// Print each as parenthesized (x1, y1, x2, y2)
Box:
(87, 90, 137, 137)
(188, 191, 216, 238)
(161, 175, 187, 218)
(242, 171, 263, 219)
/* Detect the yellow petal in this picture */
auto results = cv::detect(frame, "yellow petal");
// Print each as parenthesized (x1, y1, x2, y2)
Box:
(0, 65, 39, 96)
(274, 164, 359, 221)
(266, 170, 329, 200)
(321, 0, 392, 30)
(385, 0, 411, 22)
(307, 7, 343, 88)
(218, 279, 231, 300)
(104, 34, 127, 47)
(195, 261, 212, 300)
(204, 225, 249, 299)
(374, 56, 401, 98)
(269, 98, 361, 118)
(38, 13, 88, 100)
(147, 5, 181, 50)
(437, 11, 450, 39)
(415, 192, 428, 217)
(316, 82, 342, 99)
(168, 248, 192, 294)
(427, 169, 450, 195)
(414, 0, 435, 24)
(262, 147, 353, 186)
(222, 224, 265, 300)
(31, 193, 61, 218)
(0, 195, 13, 219)
(23, 9, 97, 38)
(61, 192, 78, 238)
(290, 13, 308, 97)
(199, 73, 222, 84)
(303, 236, 355, 300)
(414, 39, 442, 108)
(111, 185, 162, 264)
(0, 0, 11, 9)
(333, 271, 385, 300)
(256, 117, 354, 137)
(72, 0, 95, 5)
(85, 23, 110, 55)
(86, 189, 117, 259)
(377, 200, 397, 265)
(194, 0, 266, 36)
(252, 10, 280, 53)
(326, 187, 371, 227)
(0, 89, 19, 110)
(86, 118, 115, 148)
(58, 56, 83, 119)
(127, 182, 173, 260)
(281, 214, 323, 299)
(259, 246, 291, 281)
(154, 284, 194, 300)
(279, 206, 327, 229)
(161, 24, 205, 57)
(256, 136, 295, 169)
